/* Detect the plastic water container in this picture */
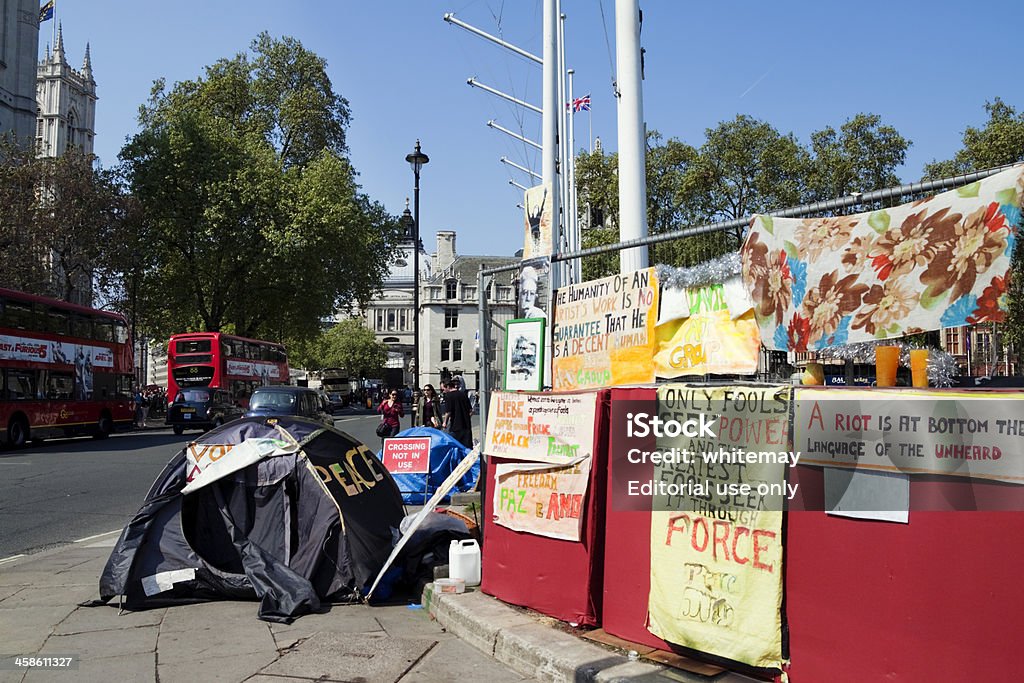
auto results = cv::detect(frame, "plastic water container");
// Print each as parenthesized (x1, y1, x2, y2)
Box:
(448, 539, 481, 586)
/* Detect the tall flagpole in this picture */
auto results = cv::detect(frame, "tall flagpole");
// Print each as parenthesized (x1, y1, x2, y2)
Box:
(615, 0, 649, 272)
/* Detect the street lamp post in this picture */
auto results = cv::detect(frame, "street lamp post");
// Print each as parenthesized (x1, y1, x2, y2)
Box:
(405, 140, 429, 393)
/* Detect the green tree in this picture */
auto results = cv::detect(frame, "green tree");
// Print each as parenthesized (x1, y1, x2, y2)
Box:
(923, 98, 1024, 179)
(807, 113, 910, 203)
(119, 34, 401, 342)
(923, 99, 1024, 358)
(688, 115, 811, 244)
(0, 140, 125, 302)
(298, 318, 387, 376)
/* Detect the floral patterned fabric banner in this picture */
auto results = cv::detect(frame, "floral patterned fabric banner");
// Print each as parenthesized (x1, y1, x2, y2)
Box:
(742, 165, 1024, 351)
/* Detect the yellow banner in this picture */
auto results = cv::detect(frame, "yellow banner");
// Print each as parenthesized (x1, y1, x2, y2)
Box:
(647, 385, 786, 669)
(492, 457, 591, 541)
(653, 307, 761, 377)
(551, 268, 660, 391)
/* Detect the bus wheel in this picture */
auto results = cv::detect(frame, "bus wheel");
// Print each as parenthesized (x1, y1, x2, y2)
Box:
(173, 425, 185, 435)
(93, 413, 113, 439)
(7, 417, 29, 449)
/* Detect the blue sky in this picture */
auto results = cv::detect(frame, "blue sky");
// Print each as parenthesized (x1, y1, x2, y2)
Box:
(51, 0, 1023, 259)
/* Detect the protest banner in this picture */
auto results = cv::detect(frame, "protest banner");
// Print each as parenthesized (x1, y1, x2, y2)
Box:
(652, 285, 761, 378)
(646, 385, 789, 670)
(492, 457, 592, 541)
(484, 391, 598, 465)
(795, 388, 1024, 484)
(551, 268, 660, 391)
(743, 165, 1024, 352)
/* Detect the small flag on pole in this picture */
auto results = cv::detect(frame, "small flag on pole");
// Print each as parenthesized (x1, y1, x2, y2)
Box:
(572, 94, 591, 113)
(39, 0, 54, 23)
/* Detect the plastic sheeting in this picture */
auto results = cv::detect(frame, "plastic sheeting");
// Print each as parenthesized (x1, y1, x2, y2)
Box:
(384, 427, 480, 504)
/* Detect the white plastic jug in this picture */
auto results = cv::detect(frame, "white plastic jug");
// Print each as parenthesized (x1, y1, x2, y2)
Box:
(448, 539, 481, 587)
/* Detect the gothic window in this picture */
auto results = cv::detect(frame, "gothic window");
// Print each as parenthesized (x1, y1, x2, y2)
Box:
(445, 279, 458, 300)
(67, 112, 76, 151)
(444, 307, 458, 329)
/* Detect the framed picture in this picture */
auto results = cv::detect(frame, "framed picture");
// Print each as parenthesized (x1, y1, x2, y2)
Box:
(504, 318, 545, 391)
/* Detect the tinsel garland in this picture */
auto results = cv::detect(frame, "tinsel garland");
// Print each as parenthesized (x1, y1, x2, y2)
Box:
(815, 341, 958, 388)
(655, 252, 742, 290)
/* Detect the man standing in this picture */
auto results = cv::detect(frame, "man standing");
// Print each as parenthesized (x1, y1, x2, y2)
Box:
(442, 380, 474, 449)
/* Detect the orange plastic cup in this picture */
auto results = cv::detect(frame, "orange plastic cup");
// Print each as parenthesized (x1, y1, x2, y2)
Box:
(801, 362, 825, 386)
(875, 346, 900, 387)
(910, 349, 929, 388)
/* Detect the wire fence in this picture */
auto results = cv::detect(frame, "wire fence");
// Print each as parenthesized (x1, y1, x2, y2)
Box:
(477, 164, 1022, 429)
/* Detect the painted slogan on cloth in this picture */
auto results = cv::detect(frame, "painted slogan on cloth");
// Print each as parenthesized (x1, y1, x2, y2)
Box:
(551, 268, 659, 390)
(795, 388, 1024, 484)
(742, 164, 1024, 351)
(652, 283, 760, 377)
(647, 385, 789, 670)
(484, 391, 598, 465)
(492, 457, 592, 541)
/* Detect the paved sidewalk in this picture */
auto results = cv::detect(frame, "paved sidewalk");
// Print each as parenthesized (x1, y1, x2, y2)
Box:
(0, 534, 534, 683)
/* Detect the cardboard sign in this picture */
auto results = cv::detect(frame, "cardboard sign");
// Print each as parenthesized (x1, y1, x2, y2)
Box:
(646, 385, 788, 670)
(551, 268, 660, 391)
(795, 388, 1024, 484)
(492, 457, 591, 541)
(484, 391, 598, 465)
(381, 437, 431, 474)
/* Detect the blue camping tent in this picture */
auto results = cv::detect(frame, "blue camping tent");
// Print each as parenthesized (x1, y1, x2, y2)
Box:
(381, 427, 480, 504)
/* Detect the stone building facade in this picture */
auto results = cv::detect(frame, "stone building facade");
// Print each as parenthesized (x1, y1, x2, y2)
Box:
(0, 0, 39, 142)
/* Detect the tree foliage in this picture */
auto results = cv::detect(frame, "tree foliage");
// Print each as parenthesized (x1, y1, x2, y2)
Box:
(0, 140, 125, 303)
(924, 99, 1024, 353)
(574, 112, 910, 279)
(291, 318, 388, 376)
(119, 34, 400, 342)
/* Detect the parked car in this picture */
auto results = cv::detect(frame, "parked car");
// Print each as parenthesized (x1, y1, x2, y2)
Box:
(166, 388, 244, 435)
(245, 386, 333, 425)
(323, 390, 349, 414)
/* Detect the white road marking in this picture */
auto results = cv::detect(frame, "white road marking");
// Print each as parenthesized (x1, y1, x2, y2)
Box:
(0, 554, 26, 565)
(73, 530, 121, 543)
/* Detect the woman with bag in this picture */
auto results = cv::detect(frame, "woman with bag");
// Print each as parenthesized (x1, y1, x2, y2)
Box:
(416, 385, 442, 428)
(376, 389, 404, 441)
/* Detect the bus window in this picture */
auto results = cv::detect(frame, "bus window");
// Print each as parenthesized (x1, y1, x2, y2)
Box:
(114, 321, 129, 344)
(93, 319, 114, 342)
(47, 310, 70, 335)
(45, 371, 74, 400)
(176, 339, 211, 354)
(2, 302, 34, 329)
(71, 315, 91, 340)
(222, 340, 237, 357)
(117, 374, 133, 400)
(93, 372, 115, 399)
(7, 370, 36, 400)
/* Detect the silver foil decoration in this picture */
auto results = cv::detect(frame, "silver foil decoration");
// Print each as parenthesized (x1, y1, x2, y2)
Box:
(655, 252, 742, 290)
(815, 340, 958, 387)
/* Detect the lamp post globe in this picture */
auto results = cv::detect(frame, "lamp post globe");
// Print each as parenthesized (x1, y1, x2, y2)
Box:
(405, 140, 428, 392)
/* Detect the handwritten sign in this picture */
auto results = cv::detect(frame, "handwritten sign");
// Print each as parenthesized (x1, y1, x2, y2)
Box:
(484, 391, 597, 465)
(551, 268, 659, 391)
(653, 284, 761, 377)
(492, 457, 591, 541)
(381, 437, 431, 474)
(795, 388, 1024, 484)
(646, 385, 788, 670)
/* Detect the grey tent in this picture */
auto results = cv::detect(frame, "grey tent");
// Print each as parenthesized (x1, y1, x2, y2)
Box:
(99, 416, 404, 622)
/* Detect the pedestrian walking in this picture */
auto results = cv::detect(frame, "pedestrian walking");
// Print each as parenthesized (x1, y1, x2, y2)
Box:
(442, 380, 474, 449)
(376, 388, 404, 444)
(417, 385, 442, 428)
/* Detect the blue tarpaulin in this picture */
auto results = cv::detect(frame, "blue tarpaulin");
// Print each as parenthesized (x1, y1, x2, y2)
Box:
(381, 427, 480, 504)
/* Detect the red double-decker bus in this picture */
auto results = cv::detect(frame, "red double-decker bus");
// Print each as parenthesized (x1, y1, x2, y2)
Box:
(0, 288, 135, 447)
(166, 332, 289, 407)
